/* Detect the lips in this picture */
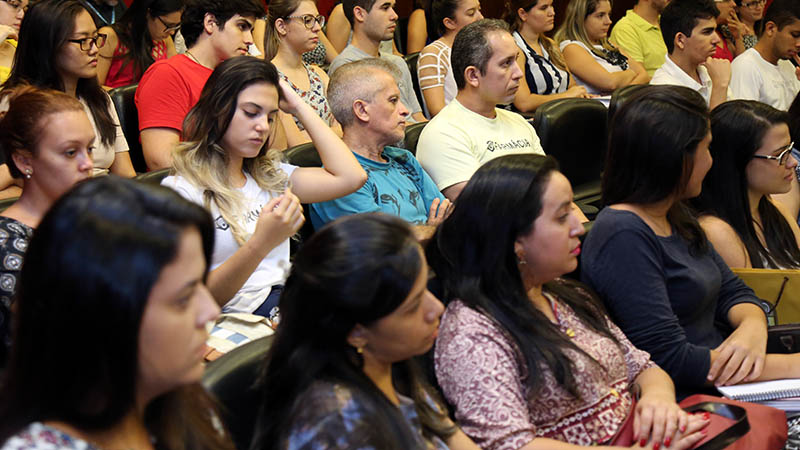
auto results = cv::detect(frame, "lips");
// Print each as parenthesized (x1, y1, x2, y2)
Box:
(570, 243, 581, 256)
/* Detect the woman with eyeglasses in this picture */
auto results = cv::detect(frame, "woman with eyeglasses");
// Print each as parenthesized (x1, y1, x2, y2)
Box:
(0, 0, 26, 85)
(264, 0, 342, 147)
(96, 0, 183, 88)
(691, 100, 800, 269)
(735, 0, 764, 50)
(0, 0, 136, 178)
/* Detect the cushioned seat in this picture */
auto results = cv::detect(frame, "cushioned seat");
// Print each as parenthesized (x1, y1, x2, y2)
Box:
(608, 84, 648, 123)
(108, 84, 147, 173)
(404, 52, 424, 111)
(134, 168, 170, 185)
(401, 121, 426, 156)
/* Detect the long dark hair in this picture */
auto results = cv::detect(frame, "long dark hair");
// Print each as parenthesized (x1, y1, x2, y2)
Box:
(251, 213, 454, 449)
(693, 100, 800, 268)
(111, 0, 184, 82)
(603, 84, 710, 255)
(3, 0, 116, 148)
(0, 177, 232, 449)
(427, 154, 621, 399)
(427, 0, 460, 39)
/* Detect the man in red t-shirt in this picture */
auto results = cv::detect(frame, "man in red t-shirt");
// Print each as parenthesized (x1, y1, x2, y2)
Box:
(135, 0, 264, 170)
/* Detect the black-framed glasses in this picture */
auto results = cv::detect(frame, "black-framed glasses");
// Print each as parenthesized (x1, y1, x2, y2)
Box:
(285, 14, 325, 29)
(752, 141, 795, 166)
(1, 0, 27, 13)
(156, 16, 181, 33)
(743, 0, 766, 7)
(66, 33, 107, 51)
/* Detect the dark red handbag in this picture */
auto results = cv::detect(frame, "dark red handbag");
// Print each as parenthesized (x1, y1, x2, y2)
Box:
(610, 394, 786, 449)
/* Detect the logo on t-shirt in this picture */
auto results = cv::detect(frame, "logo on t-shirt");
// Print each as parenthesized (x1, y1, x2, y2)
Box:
(486, 139, 532, 152)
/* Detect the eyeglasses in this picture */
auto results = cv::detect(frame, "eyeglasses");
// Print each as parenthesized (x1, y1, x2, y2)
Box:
(1, 0, 27, 13)
(285, 14, 325, 30)
(66, 33, 107, 52)
(156, 16, 181, 33)
(743, 0, 766, 8)
(751, 142, 795, 166)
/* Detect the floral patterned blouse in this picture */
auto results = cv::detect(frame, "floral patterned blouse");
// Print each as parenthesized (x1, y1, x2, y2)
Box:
(283, 380, 453, 449)
(0, 216, 32, 368)
(434, 289, 655, 450)
(278, 64, 334, 132)
(2, 423, 99, 449)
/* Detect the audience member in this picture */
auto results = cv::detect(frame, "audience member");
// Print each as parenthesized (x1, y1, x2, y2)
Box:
(326, 1, 397, 55)
(251, 213, 477, 449)
(0, 177, 231, 450)
(84, 0, 127, 28)
(651, 0, 731, 109)
(609, 0, 668, 76)
(310, 59, 449, 237)
(692, 100, 800, 269)
(581, 85, 800, 398)
(730, 0, 800, 110)
(406, 0, 428, 54)
(135, 0, 263, 170)
(0, 0, 26, 85)
(713, 0, 745, 61)
(328, 0, 426, 123)
(2, 0, 134, 178)
(503, 0, 588, 113)
(0, 86, 93, 369)
(555, 0, 649, 97)
(429, 153, 708, 449)
(264, 0, 342, 147)
(417, 0, 482, 117)
(163, 57, 365, 320)
(97, 0, 182, 88)
(736, 0, 764, 50)
(416, 19, 544, 201)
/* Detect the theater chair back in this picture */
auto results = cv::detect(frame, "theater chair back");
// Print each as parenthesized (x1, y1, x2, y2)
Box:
(109, 84, 147, 173)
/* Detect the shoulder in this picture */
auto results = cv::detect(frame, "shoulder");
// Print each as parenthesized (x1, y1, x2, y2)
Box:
(161, 174, 202, 201)
(698, 215, 742, 243)
(732, 48, 759, 68)
(439, 300, 505, 343)
(0, 216, 33, 238)
(585, 208, 657, 250)
(560, 40, 590, 52)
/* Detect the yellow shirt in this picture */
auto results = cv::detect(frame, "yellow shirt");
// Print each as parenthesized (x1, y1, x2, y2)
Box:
(0, 39, 16, 85)
(610, 10, 667, 77)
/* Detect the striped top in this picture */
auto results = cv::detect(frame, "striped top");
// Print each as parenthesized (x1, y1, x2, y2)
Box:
(512, 31, 570, 95)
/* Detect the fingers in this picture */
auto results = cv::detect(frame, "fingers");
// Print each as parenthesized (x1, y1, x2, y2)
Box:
(744, 356, 766, 382)
(714, 347, 747, 386)
(707, 346, 733, 382)
(427, 197, 440, 223)
(636, 405, 654, 448)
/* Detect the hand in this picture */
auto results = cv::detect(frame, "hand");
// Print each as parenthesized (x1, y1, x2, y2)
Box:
(0, 25, 16, 42)
(703, 57, 731, 87)
(276, 79, 307, 116)
(632, 391, 689, 449)
(426, 197, 452, 227)
(627, 413, 710, 450)
(794, 55, 800, 81)
(252, 187, 305, 248)
(708, 317, 767, 385)
(726, 10, 744, 40)
(565, 85, 588, 98)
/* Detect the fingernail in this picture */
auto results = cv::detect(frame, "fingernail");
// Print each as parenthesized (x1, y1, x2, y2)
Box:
(665, 437, 671, 447)
(680, 425, 686, 433)
(640, 439, 647, 447)
(703, 412, 710, 420)
(653, 442, 660, 450)
(702, 429, 708, 436)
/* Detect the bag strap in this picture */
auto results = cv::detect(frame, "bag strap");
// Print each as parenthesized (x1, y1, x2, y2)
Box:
(682, 402, 750, 450)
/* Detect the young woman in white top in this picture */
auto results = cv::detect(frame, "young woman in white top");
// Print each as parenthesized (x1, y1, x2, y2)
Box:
(503, 0, 588, 113)
(163, 56, 366, 319)
(555, 0, 648, 96)
(417, 0, 482, 117)
(264, 0, 342, 147)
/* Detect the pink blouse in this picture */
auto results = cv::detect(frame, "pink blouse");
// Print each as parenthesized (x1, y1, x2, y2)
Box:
(434, 292, 655, 449)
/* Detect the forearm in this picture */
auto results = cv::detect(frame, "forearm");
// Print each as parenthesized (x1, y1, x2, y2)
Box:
(292, 102, 363, 181)
(109, 151, 137, 177)
(141, 128, 179, 170)
(709, 83, 729, 110)
(206, 237, 276, 306)
(635, 366, 677, 400)
(727, 302, 767, 332)
(514, 91, 570, 113)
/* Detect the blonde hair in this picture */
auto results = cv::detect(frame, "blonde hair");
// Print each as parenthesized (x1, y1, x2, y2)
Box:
(172, 57, 289, 246)
(554, 0, 617, 56)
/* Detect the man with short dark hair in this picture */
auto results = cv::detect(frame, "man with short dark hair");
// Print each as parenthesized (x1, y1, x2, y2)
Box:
(135, 0, 264, 170)
(610, 0, 670, 76)
(730, 0, 800, 109)
(328, 0, 425, 123)
(651, 0, 731, 109)
(416, 19, 544, 201)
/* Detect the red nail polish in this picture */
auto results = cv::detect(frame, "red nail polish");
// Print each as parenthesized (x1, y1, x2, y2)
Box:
(703, 412, 710, 420)
(640, 438, 647, 447)
(653, 442, 661, 450)
(702, 429, 708, 436)
(680, 425, 686, 433)
(665, 437, 671, 447)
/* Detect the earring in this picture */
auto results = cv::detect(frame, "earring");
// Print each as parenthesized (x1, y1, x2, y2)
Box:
(517, 254, 527, 265)
(357, 346, 364, 354)
(24, 169, 31, 179)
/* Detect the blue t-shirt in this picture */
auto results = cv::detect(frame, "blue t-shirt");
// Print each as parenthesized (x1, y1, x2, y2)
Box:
(310, 146, 444, 229)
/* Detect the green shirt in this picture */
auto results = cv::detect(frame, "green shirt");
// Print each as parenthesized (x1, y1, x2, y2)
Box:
(610, 9, 667, 77)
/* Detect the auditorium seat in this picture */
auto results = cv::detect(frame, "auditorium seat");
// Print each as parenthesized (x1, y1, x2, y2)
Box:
(108, 84, 147, 173)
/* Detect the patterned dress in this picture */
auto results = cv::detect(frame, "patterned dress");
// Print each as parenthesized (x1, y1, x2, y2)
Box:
(435, 285, 655, 450)
(2, 423, 99, 449)
(0, 216, 32, 368)
(278, 64, 334, 132)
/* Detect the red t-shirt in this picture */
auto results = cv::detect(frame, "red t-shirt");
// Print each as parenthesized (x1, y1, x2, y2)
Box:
(713, 32, 734, 62)
(135, 54, 213, 133)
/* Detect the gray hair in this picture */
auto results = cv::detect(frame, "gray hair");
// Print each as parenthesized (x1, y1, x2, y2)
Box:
(452, 19, 510, 90)
(328, 58, 401, 127)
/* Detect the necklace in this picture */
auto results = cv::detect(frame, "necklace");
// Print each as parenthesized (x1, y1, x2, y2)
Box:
(185, 50, 210, 69)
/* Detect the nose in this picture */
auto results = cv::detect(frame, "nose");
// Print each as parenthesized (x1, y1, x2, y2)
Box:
(399, 100, 409, 117)
(570, 211, 586, 237)
(389, 7, 398, 21)
(196, 284, 221, 327)
(511, 60, 523, 80)
(425, 292, 445, 322)
(244, 29, 254, 46)
(79, 149, 94, 172)
(787, 154, 798, 170)
(711, 31, 721, 45)
(476, 10, 484, 20)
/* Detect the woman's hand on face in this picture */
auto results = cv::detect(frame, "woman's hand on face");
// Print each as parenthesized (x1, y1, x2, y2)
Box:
(627, 413, 709, 450)
(708, 317, 767, 386)
(252, 187, 305, 248)
(0, 25, 16, 41)
(276, 79, 307, 117)
(632, 391, 689, 449)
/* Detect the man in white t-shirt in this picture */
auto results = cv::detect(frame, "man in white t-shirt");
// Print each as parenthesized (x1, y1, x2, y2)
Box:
(730, 0, 800, 110)
(651, 0, 731, 109)
(416, 19, 545, 201)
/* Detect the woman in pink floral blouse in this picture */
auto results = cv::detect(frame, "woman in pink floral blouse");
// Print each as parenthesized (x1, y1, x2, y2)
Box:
(426, 154, 708, 450)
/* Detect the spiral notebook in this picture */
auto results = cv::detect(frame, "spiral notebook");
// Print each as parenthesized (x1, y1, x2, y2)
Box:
(717, 379, 800, 403)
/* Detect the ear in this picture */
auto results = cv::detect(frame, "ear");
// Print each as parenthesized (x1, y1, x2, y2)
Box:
(764, 20, 778, 37)
(346, 324, 369, 350)
(443, 16, 457, 32)
(275, 17, 289, 37)
(464, 65, 481, 88)
(674, 31, 686, 51)
(353, 5, 368, 24)
(353, 98, 371, 123)
(517, 7, 527, 22)
(11, 150, 32, 178)
(203, 12, 218, 35)
(513, 239, 525, 262)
